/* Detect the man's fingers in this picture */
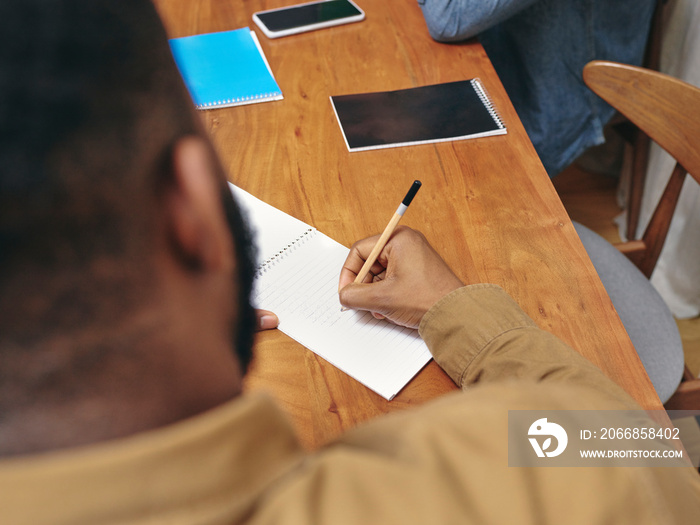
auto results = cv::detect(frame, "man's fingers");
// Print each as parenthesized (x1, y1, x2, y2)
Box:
(338, 280, 390, 314)
(255, 309, 279, 331)
(339, 235, 387, 290)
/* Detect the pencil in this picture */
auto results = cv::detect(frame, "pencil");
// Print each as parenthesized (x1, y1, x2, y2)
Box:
(352, 180, 422, 285)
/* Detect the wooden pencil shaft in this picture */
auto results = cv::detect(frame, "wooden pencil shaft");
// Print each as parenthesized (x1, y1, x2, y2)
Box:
(354, 211, 402, 284)
(350, 180, 421, 287)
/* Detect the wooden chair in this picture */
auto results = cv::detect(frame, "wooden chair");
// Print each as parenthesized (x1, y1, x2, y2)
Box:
(580, 60, 700, 409)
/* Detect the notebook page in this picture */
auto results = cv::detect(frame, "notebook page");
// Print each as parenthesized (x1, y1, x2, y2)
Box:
(231, 184, 311, 267)
(254, 231, 431, 400)
(230, 184, 432, 400)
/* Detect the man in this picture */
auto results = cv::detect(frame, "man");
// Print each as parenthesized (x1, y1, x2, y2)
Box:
(417, 0, 656, 177)
(0, 1, 698, 524)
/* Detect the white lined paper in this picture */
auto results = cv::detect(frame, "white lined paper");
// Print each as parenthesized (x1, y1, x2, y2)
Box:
(231, 185, 432, 400)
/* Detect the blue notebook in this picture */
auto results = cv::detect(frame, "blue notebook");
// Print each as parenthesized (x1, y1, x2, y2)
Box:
(169, 28, 283, 110)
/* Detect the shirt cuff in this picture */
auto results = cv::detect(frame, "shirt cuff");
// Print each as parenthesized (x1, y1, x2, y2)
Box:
(418, 284, 536, 386)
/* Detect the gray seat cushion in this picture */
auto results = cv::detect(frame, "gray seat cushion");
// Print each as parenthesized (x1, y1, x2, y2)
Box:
(574, 221, 684, 403)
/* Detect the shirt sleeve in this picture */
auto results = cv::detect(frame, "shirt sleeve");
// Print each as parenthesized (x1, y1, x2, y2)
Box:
(255, 285, 700, 525)
(418, 284, 639, 408)
(417, 0, 538, 41)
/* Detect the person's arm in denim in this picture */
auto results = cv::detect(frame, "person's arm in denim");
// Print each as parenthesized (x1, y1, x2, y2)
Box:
(417, 0, 537, 41)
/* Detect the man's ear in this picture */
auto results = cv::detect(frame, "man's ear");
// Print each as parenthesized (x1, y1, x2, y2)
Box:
(165, 136, 233, 273)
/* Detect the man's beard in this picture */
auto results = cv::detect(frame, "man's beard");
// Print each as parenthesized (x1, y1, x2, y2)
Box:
(220, 183, 257, 373)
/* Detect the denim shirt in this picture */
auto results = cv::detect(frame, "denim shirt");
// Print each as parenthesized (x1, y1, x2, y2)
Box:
(418, 0, 656, 176)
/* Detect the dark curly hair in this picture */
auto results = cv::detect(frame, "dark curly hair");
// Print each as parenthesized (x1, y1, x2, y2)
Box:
(0, 0, 257, 377)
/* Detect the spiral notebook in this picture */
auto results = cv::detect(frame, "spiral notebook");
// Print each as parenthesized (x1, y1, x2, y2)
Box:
(230, 184, 432, 400)
(331, 78, 506, 151)
(169, 28, 283, 109)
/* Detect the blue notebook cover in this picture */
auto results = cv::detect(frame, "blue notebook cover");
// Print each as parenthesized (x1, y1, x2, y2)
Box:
(169, 28, 283, 109)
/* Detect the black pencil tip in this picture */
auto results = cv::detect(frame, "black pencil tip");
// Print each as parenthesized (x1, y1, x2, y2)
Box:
(402, 180, 422, 206)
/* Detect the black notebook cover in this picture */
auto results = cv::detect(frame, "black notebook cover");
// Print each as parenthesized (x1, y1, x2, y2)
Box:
(330, 79, 506, 151)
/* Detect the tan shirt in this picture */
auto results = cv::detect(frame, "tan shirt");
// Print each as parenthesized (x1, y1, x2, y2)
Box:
(1, 284, 699, 524)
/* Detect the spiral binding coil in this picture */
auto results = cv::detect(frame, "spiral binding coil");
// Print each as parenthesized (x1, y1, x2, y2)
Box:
(198, 92, 281, 109)
(255, 228, 316, 277)
(471, 78, 506, 130)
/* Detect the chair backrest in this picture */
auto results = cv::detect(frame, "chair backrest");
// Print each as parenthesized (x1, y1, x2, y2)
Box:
(583, 60, 700, 277)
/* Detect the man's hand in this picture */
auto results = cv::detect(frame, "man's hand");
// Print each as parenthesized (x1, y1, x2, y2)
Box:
(338, 226, 463, 329)
(255, 309, 279, 331)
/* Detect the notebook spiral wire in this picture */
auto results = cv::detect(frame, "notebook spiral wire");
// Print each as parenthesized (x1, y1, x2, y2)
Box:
(255, 228, 316, 276)
(471, 78, 506, 130)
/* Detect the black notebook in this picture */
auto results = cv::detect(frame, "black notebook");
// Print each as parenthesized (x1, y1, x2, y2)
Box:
(330, 79, 506, 151)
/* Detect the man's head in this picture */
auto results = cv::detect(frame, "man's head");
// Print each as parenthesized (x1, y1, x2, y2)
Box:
(0, 0, 257, 455)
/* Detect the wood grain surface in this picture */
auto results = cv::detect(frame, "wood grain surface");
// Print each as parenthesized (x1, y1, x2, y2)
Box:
(154, 0, 663, 449)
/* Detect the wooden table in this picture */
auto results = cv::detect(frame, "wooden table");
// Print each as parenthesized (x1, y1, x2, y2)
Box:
(155, 0, 663, 450)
